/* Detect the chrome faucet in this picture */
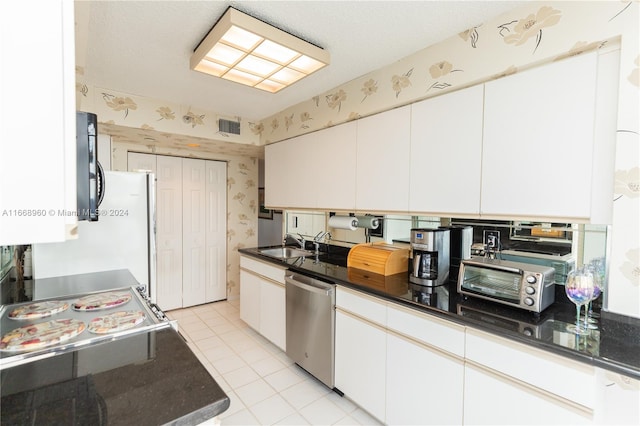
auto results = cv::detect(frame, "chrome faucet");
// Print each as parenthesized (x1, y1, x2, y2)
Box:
(285, 233, 306, 249)
(313, 231, 331, 254)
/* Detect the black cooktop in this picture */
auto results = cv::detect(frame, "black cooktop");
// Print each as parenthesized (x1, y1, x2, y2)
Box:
(1, 328, 230, 425)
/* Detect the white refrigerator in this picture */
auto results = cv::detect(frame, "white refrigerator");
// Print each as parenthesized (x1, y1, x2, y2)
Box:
(33, 171, 157, 301)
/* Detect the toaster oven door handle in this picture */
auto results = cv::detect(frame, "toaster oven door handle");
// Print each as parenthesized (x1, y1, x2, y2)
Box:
(464, 260, 523, 275)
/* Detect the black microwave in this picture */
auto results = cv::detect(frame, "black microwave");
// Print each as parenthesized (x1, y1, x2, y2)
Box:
(76, 111, 104, 221)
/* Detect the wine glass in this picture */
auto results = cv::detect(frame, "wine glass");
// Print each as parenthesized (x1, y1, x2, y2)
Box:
(583, 258, 605, 329)
(564, 266, 596, 335)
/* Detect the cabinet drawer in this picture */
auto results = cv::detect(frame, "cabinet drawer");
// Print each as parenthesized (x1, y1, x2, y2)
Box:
(466, 328, 595, 409)
(240, 256, 286, 284)
(336, 287, 386, 326)
(387, 304, 465, 358)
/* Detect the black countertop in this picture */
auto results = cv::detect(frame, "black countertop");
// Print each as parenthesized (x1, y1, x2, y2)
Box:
(0, 270, 230, 425)
(239, 246, 640, 380)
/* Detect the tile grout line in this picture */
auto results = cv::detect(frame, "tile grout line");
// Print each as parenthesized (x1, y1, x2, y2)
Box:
(171, 302, 361, 425)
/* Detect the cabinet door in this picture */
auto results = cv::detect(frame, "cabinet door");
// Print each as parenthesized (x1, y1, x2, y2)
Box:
(594, 368, 640, 425)
(182, 159, 207, 308)
(409, 85, 483, 215)
(156, 156, 183, 311)
(465, 328, 595, 409)
(356, 106, 411, 212)
(481, 52, 598, 220)
(205, 160, 227, 303)
(259, 280, 286, 350)
(335, 310, 386, 423)
(264, 133, 316, 209)
(315, 122, 357, 210)
(464, 363, 592, 425)
(0, 0, 76, 245)
(128, 152, 157, 174)
(239, 269, 260, 331)
(386, 333, 464, 425)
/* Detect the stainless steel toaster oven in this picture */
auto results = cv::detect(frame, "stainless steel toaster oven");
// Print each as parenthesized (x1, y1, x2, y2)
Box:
(458, 258, 556, 313)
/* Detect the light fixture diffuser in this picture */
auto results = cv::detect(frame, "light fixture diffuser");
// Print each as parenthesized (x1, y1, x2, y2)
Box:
(191, 7, 330, 93)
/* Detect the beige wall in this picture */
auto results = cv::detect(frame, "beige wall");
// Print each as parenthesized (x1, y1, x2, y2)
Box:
(76, 2, 638, 316)
(256, 1, 639, 318)
(76, 72, 261, 303)
(108, 141, 257, 301)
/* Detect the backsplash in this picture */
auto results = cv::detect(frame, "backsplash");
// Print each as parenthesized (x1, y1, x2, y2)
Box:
(259, 2, 639, 318)
(74, 2, 638, 316)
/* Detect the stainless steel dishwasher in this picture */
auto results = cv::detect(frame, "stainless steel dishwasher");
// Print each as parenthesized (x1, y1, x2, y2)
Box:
(285, 272, 336, 389)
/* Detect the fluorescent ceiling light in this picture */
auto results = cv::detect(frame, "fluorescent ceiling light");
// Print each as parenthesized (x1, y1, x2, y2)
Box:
(191, 7, 330, 93)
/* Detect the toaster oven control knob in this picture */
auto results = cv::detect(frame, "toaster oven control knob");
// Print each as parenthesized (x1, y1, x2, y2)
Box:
(524, 297, 535, 306)
(525, 286, 536, 295)
(526, 275, 537, 284)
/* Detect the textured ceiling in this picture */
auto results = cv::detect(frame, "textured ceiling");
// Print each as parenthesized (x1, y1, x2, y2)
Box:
(77, 0, 530, 122)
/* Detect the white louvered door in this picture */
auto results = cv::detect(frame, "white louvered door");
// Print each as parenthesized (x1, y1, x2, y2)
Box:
(128, 153, 227, 310)
(205, 160, 227, 302)
(155, 155, 184, 310)
(182, 158, 207, 308)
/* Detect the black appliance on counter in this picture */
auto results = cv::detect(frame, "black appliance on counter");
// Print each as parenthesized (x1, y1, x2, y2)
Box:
(439, 225, 473, 285)
(76, 111, 104, 221)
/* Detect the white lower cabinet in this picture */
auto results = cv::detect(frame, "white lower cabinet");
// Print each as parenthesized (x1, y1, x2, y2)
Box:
(464, 327, 597, 425)
(259, 278, 286, 350)
(239, 268, 260, 331)
(463, 362, 592, 425)
(335, 288, 464, 425)
(335, 287, 634, 426)
(594, 368, 640, 425)
(239, 256, 286, 350)
(335, 309, 387, 422)
(386, 332, 464, 425)
(385, 304, 465, 425)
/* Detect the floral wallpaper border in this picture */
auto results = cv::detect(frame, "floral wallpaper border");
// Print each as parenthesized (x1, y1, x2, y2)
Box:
(76, 2, 638, 316)
(255, 1, 639, 318)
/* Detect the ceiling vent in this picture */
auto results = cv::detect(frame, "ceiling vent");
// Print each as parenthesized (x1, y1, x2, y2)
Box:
(218, 118, 241, 135)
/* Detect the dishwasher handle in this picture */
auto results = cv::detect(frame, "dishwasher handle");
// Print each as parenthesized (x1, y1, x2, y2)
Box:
(285, 274, 334, 296)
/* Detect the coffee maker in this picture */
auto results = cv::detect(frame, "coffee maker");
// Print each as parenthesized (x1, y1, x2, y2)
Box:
(409, 228, 450, 290)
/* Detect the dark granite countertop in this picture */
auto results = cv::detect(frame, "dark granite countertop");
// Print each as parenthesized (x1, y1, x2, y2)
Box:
(239, 246, 640, 380)
(1, 327, 230, 425)
(0, 270, 230, 425)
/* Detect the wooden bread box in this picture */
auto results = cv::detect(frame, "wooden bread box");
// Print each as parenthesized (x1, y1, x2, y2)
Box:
(347, 242, 409, 276)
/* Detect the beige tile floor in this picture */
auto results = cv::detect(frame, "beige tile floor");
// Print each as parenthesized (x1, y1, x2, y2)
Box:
(166, 299, 382, 425)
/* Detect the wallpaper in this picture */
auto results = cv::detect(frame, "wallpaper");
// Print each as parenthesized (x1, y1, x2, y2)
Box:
(76, 1, 639, 316)
(108, 140, 257, 301)
(254, 1, 640, 319)
(76, 76, 262, 302)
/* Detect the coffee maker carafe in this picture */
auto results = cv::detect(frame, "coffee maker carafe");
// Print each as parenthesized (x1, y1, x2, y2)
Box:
(410, 228, 450, 288)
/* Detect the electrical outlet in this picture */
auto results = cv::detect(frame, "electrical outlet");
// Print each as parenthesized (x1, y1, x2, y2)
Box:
(484, 230, 500, 250)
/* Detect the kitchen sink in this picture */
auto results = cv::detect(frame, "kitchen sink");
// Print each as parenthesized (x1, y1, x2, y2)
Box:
(258, 247, 316, 259)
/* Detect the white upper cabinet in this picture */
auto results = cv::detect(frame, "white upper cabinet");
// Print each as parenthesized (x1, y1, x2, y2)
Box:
(481, 50, 615, 222)
(265, 122, 357, 210)
(356, 106, 411, 212)
(315, 121, 357, 211)
(265, 132, 317, 209)
(0, 0, 76, 244)
(409, 85, 484, 215)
